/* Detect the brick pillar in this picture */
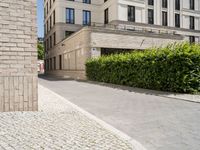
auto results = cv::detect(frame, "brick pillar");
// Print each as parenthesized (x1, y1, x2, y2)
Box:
(0, 0, 38, 112)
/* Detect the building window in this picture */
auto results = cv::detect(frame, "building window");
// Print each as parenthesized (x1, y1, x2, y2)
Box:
(47, 20, 49, 32)
(44, 41, 46, 52)
(50, 36, 52, 48)
(175, 13, 180, 28)
(44, 24, 46, 35)
(50, 58, 52, 70)
(50, 15, 52, 29)
(104, 8, 109, 24)
(44, 8, 46, 18)
(190, 16, 195, 30)
(50, 0, 52, 9)
(66, 8, 75, 24)
(190, 0, 195, 10)
(44, 60, 47, 70)
(83, 0, 91, 4)
(83, 10, 91, 25)
(65, 31, 74, 38)
(128, 6, 135, 22)
(59, 55, 62, 70)
(53, 32, 56, 46)
(47, 59, 49, 71)
(54, 57, 56, 70)
(148, 0, 154, 5)
(47, 2, 49, 14)
(175, 0, 180, 10)
(148, 9, 154, 24)
(189, 36, 195, 43)
(53, 10, 55, 25)
(162, 0, 168, 8)
(162, 11, 168, 26)
(47, 39, 49, 50)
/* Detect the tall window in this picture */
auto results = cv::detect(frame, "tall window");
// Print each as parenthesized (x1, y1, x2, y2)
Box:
(128, 6, 135, 22)
(66, 8, 75, 24)
(50, 36, 52, 48)
(162, 11, 168, 26)
(50, 58, 52, 70)
(47, 20, 49, 32)
(175, 13, 180, 28)
(189, 36, 195, 43)
(53, 10, 55, 25)
(53, 57, 56, 70)
(162, 0, 168, 8)
(44, 8, 46, 18)
(190, 16, 195, 29)
(47, 39, 49, 50)
(190, 0, 195, 10)
(47, 2, 49, 14)
(104, 8, 109, 24)
(83, 0, 91, 4)
(47, 59, 49, 71)
(44, 24, 46, 35)
(50, 0, 52, 9)
(175, 0, 180, 10)
(83, 10, 91, 25)
(50, 15, 52, 29)
(59, 55, 62, 70)
(148, 9, 154, 24)
(148, 0, 154, 5)
(53, 32, 56, 46)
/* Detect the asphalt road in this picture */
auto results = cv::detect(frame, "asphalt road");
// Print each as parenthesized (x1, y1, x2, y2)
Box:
(39, 75, 200, 150)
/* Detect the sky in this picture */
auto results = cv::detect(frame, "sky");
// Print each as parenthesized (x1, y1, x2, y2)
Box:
(37, 0, 44, 38)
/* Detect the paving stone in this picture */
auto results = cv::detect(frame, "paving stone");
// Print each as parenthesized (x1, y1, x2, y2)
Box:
(0, 85, 135, 150)
(39, 77, 200, 150)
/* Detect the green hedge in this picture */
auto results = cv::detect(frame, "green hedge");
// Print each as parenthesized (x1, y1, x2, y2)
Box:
(86, 43, 200, 93)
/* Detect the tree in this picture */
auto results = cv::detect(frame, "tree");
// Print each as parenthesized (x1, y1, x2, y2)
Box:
(37, 42, 44, 60)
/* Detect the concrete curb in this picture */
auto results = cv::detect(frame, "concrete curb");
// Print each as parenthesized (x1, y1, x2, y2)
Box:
(84, 81, 200, 104)
(158, 94, 200, 103)
(39, 84, 147, 150)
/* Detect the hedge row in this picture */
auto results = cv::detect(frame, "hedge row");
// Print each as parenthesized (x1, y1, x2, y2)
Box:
(86, 43, 200, 93)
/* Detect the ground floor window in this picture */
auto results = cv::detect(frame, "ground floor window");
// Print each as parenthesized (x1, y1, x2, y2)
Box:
(54, 57, 56, 70)
(189, 36, 195, 44)
(47, 59, 49, 71)
(65, 31, 74, 38)
(50, 58, 52, 70)
(59, 55, 62, 70)
(101, 48, 135, 56)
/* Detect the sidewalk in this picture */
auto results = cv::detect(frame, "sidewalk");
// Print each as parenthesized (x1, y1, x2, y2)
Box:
(0, 84, 144, 150)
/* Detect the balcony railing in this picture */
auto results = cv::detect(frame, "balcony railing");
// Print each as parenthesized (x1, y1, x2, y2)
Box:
(89, 22, 177, 35)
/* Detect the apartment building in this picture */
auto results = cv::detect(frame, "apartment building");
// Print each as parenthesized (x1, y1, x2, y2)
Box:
(44, 0, 200, 79)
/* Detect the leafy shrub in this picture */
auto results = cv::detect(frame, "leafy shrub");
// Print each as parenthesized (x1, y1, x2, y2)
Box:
(86, 43, 200, 93)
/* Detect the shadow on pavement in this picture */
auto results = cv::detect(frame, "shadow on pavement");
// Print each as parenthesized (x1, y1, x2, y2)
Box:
(39, 74, 200, 103)
(38, 74, 177, 97)
(38, 74, 75, 81)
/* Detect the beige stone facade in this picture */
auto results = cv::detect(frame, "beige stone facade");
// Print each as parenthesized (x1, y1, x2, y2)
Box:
(44, 0, 200, 80)
(45, 26, 183, 80)
(0, 0, 38, 112)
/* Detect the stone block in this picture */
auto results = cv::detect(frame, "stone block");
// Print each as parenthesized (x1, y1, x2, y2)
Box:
(0, 0, 37, 112)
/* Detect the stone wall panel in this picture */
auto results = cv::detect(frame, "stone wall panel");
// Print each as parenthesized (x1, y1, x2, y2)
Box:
(0, 0, 37, 112)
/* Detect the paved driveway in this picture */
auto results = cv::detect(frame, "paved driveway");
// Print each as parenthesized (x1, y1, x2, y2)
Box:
(39, 76, 200, 150)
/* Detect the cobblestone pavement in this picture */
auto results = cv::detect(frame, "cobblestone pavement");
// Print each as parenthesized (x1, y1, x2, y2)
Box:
(39, 76, 200, 150)
(0, 85, 137, 150)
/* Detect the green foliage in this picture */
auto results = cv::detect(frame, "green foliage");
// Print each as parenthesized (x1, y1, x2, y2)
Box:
(86, 43, 200, 93)
(38, 42, 44, 60)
